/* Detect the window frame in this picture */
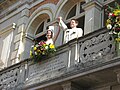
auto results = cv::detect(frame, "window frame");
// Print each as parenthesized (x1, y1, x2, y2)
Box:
(35, 18, 50, 40)
(65, 1, 85, 21)
(64, 1, 85, 35)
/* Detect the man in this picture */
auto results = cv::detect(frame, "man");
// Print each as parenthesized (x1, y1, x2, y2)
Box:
(58, 17, 83, 43)
(58, 17, 83, 65)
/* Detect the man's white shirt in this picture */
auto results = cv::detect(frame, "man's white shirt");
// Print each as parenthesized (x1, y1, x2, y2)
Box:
(59, 19, 83, 43)
(64, 28, 83, 43)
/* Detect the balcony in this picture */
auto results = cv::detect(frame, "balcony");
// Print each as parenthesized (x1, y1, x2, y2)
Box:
(0, 27, 119, 90)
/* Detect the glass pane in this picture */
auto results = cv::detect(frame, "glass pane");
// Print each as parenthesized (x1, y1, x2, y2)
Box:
(36, 22, 44, 35)
(66, 5, 76, 19)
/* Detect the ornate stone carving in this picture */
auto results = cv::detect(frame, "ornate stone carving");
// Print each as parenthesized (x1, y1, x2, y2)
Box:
(0, 65, 25, 89)
(79, 33, 115, 63)
(0, 68, 19, 89)
(26, 53, 68, 86)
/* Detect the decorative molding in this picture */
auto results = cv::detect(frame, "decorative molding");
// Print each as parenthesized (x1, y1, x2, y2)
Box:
(29, 0, 59, 16)
(79, 32, 115, 63)
(0, 65, 25, 89)
(26, 54, 67, 86)
(82, 0, 103, 10)
(23, 33, 35, 41)
(0, 24, 14, 35)
(103, 0, 115, 5)
(0, 4, 29, 23)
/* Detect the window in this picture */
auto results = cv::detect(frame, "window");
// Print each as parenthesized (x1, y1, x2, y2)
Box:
(66, 5, 76, 19)
(35, 18, 50, 42)
(36, 22, 44, 35)
(66, 1, 85, 34)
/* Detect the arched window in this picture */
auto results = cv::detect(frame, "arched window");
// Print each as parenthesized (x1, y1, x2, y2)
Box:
(66, 5, 76, 20)
(36, 21, 44, 34)
(66, 1, 85, 35)
(35, 15, 50, 43)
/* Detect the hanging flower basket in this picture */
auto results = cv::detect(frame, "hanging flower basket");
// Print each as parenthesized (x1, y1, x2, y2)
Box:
(105, 2, 120, 56)
(105, 2, 120, 40)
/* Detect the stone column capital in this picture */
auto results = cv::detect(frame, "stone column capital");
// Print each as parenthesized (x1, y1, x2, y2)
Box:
(82, 0, 103, 10)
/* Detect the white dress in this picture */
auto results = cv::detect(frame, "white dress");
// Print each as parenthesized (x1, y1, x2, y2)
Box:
(45, 38, 54, 45)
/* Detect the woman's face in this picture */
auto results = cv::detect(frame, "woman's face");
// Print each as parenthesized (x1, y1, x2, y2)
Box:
(46, 30, 52, 39)
(70, 20, 78, 28)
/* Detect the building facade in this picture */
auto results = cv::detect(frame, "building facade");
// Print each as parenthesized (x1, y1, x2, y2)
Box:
(0, 0, 120, 90)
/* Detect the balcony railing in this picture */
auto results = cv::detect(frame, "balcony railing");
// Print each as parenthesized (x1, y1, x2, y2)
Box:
(0, 27, 117, 89)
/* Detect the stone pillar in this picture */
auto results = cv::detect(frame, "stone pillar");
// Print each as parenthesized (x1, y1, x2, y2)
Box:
(83, 0, 103, 34)
(21, 33, 34, 60)
(61, 82, 83, 90)
(10, 8, 29, 64)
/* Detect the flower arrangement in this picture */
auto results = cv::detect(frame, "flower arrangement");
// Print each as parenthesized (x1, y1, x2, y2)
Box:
(30, 41, 56, 62)
(106, 2, 120, 42)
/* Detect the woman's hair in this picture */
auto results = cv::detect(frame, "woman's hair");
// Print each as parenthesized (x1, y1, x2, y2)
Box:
(71, 19, 79, 25)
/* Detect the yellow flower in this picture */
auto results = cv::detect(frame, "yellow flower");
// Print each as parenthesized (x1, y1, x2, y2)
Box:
(106, 19, 112, 26)
(116, 38, 120, 42)
(50, 44, 55, 49)
(113, 9, 120, 16)
(34, 46, 37, 50)
(30, 50, 33, 57)
(37, 50, 41, 53)
(43, 44, 47, 47)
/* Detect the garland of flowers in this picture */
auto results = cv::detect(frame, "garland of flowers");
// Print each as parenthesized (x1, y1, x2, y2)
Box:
(30, 41, 56, 62)
(106, 2, 120, 42)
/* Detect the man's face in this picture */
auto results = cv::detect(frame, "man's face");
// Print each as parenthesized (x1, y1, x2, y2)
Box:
(70, 20, 78, 28)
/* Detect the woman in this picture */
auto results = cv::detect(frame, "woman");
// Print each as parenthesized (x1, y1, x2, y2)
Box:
(45, 26, 54, 45)
(58, 17, 83, 64)
(45, 25, 60, 45)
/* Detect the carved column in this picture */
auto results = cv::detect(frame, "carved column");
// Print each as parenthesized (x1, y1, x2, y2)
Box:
(83, 0, 103, 34)
(61, 82, 82, 90)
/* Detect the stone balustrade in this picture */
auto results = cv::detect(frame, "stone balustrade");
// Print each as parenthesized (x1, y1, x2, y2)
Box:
(0, 28, 116, 89)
